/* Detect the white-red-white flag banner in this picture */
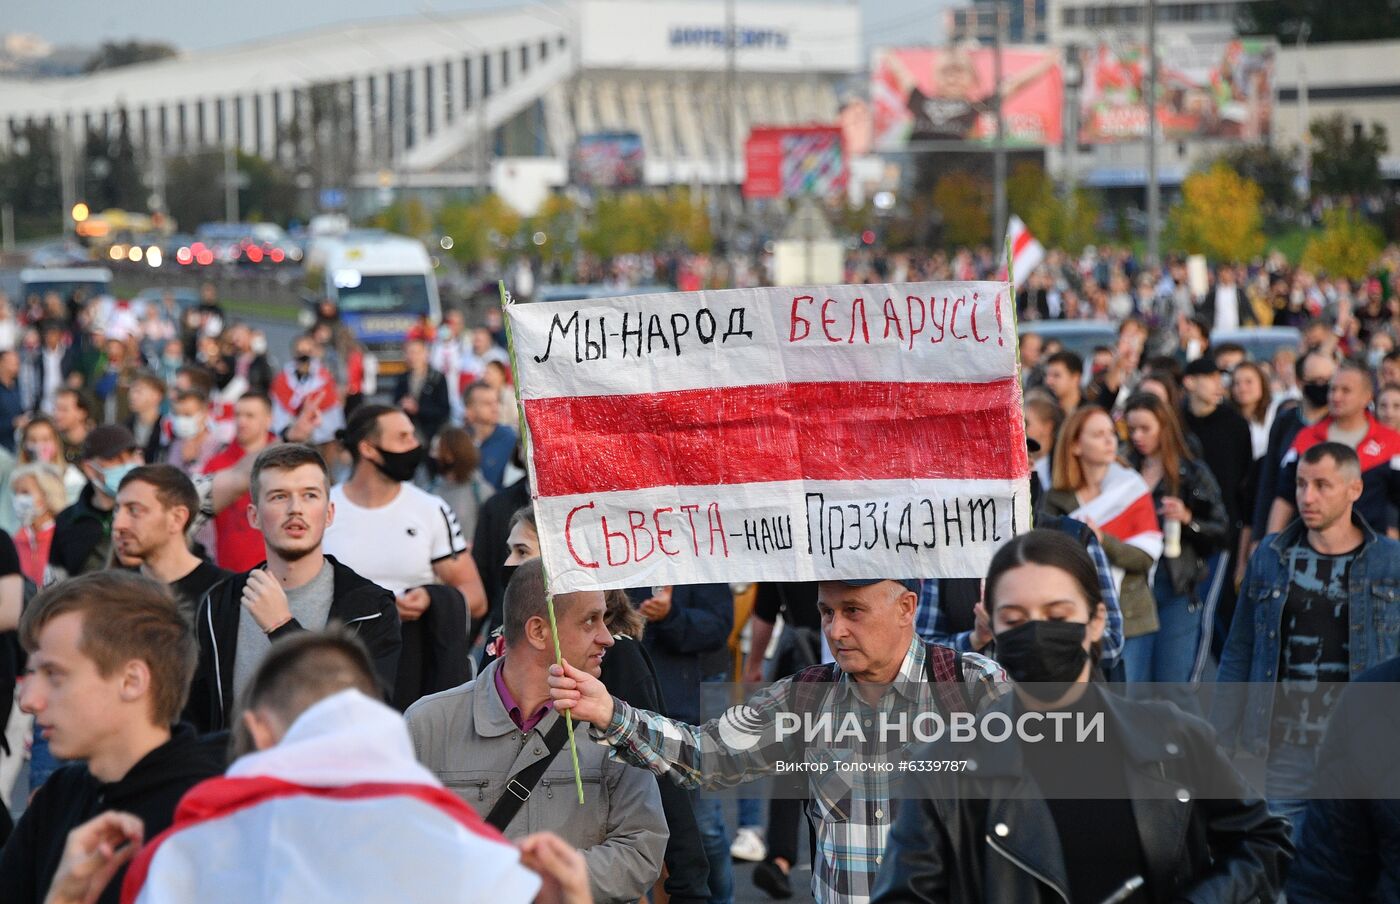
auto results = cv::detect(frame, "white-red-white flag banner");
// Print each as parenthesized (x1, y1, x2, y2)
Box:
(507, 282, 1030, 593)
(1007, 215, 1046, 287)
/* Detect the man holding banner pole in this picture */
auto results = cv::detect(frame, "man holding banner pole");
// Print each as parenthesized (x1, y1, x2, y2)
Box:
(505, 279, 1027, 903)
(547, 578, 1006, 904)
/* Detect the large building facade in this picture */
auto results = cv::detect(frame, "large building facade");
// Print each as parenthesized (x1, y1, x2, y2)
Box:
(0, 0, 861, 212)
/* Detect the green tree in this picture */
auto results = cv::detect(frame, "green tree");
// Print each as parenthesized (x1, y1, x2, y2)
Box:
(81, 108, 144, 212)
(0, 121, 62, 236)
(654, 188, 712, 254)
(438, 194, 523, 264)
(1310, 113, 1389, 197)
(165, 150, 298, 228)
(1301, 208, 1384, 280)
(1237, 0, 1400, 43)
(931, 173, 990, 247)
(83, 40, 179, 73)
(1216, 144, 1300, 210)
(370, 199, 433, 238)
(1005, 162, 1102, 251)
(1166, 162, 1266, 261)
(581, 193, 660, 258)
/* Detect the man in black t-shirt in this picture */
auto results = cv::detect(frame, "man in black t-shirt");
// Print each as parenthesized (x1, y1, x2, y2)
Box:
(111, 465, 231, 622)
(1181, 357, 1253, 534)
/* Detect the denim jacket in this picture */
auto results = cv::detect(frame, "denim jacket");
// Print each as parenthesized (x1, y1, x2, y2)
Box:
(1213, 513, 1400, 756)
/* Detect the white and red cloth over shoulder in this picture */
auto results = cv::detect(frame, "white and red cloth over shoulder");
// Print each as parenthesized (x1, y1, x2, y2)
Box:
(1069, 461, 1164, 586)
(121, 690, 540, 904)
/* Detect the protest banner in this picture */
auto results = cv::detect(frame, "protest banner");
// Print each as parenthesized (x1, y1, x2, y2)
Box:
(505, 281, 1030, 593)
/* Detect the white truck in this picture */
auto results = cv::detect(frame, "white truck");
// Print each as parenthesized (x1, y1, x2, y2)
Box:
(303, 232, 441, 376)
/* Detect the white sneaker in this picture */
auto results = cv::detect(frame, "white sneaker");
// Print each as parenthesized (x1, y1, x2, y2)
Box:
(730, 827, 767, 862)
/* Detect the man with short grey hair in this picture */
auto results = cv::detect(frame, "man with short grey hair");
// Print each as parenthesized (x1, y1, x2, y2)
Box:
(546, 577, 1007, 904)
(407, 559, 668, 904)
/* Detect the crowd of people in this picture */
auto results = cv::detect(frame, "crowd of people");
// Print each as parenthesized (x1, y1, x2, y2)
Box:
(0, 254, 1392, 904)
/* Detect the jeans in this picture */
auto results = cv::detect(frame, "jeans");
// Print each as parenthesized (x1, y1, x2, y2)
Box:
(1124, 552, 1225, 684)
(696, 672, 735, 904)
(692, 791, 734, 904)
(1266, 740, 1318, 846)
(736, 796, 763, 830)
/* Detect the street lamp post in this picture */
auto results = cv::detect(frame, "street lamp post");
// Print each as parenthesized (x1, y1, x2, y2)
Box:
(1145, 0, 1160, 268)
(1297, 22, 1312, 202)
(992, 0, 1008, 251)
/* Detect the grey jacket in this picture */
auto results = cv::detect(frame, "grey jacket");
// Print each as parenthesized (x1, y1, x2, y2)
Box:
(405, 659, 669, 904)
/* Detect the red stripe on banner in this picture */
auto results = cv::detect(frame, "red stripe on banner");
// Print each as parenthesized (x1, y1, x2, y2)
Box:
(1012, 228, 1033, 260)
(1099, 490, 1161, 543)
(525, 379, 1026, 496)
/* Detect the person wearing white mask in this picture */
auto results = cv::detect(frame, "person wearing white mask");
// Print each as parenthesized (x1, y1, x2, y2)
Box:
(165, 389, 221, 476)
(18, 417, 85, 504)
(11, 463, 65, 587)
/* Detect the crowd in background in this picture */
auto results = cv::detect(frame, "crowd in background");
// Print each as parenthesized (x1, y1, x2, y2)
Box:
(0, 250, 1394, 904)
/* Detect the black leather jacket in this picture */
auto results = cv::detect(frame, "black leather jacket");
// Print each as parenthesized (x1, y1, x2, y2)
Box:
(1129, 453, 1231, 599)
(870, 689, 1292, 904)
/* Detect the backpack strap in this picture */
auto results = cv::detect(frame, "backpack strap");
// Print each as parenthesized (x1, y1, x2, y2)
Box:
(923, 642, 973, 715)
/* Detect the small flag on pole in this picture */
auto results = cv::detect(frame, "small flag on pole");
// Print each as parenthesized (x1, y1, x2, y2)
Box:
(1004, 215, 1045, 287)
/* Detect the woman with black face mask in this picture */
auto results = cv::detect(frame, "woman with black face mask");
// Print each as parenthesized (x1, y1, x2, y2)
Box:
(870, 530, 1293, 904)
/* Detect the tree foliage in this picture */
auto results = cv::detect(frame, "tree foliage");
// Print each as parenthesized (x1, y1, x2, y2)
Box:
(1215, 144, 1300, 209)
(1310, 113, 1389, 197)
(1166, 163, 1266, 262)
(580, 190, 712, 258)
(1005, 162, 1102, 251)
(1237, 0, 1400, 43)
(0, 121, 62, 235)
(437, 194, 524, 264)
(81, 108, 144, 212)
(165, 150, 298, 230)
(370, 199, 434, 238)
(1302, 208, 1384, 280)
(83, 41, 178, 73)
(931, 173, 990, 247)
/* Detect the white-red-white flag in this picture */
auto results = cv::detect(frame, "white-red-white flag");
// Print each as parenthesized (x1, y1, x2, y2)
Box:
(122, 691, 540, 904)
(506, 281, 1031, 593)
(1068, 462, 1163, 583)
(1006, 215, 1046, 287)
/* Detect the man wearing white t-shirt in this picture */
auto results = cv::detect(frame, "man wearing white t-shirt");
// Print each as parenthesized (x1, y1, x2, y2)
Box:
(323, 405, 487, 706)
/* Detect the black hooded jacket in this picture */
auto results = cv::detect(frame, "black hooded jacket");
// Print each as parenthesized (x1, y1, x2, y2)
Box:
(0, 725, 226, 904)
(184, 554, 401, 732)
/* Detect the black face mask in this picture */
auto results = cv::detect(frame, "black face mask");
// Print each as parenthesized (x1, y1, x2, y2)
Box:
(500, 563, 518, 588)
(425, 456, 443, 478)
(1301, 381, 1330, 408)
(995, 620, 1090, 700)
(371, 444, 426, 482)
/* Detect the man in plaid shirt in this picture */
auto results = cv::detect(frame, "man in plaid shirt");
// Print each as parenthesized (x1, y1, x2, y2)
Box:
(548, 578, 1008, 904)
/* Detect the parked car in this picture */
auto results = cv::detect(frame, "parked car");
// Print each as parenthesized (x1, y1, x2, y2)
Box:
(1210, 326, 1302, 363)
(1017, 320, 1118, 363)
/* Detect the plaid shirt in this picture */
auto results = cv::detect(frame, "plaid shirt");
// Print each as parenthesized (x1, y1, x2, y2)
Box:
(915, 524, 1125, 670)
(592, 636, 1009, 904)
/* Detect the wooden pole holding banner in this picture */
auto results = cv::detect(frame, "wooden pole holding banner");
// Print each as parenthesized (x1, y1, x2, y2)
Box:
(499, 279, 585, 805)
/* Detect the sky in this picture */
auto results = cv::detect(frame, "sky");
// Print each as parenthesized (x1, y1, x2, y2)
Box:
(0, 0, 954, 59)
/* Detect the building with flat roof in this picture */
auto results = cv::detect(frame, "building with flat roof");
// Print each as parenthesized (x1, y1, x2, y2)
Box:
(0, 0, 861, 212)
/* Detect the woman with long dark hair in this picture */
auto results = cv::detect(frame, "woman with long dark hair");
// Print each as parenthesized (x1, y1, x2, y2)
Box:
(1123, 392, 1230, 683)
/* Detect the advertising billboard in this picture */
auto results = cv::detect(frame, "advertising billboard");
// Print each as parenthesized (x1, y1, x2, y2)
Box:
(571, 132, 645, 188)
(1079, 37, 1275, 143)
(871, 46, 1063, 150)
(743, 126, 846, 200)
